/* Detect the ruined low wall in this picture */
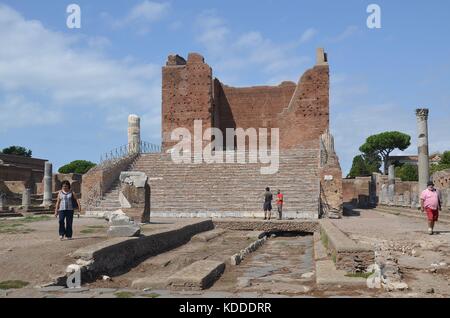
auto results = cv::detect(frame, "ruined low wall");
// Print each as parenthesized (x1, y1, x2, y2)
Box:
(213, 219, 319, 233)
(319, 219, 374, 273)
(433, 169, 450, 209)
(81, 155, 138, 212)
(318, 130, 343, 218)
(67, 220, 214, 283)
(376, 175, 420, 208)
(343, 177, 372, 208)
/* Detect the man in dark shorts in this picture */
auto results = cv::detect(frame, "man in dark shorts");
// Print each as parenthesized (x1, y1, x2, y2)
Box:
(263, 187, 273, 220)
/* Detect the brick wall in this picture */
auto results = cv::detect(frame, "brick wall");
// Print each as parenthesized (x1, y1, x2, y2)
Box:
(343, 177, 372, 208)
(161, 50, 329, 151)
(432, 169, 450, 208)
(81, 155, 138, 212)
(162, 53, 213, 151)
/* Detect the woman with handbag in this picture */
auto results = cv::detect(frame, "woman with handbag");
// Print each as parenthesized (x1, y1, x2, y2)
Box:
(54, 180, 81, 240)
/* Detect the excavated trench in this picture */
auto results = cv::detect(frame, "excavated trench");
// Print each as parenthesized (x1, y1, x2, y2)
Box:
(86, 228, 316, 295)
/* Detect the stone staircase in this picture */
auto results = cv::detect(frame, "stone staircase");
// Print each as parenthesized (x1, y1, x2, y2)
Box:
(87, 149, 321, 219)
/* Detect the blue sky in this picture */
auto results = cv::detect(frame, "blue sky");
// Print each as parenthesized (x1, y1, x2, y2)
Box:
(0, 0, 449, 175)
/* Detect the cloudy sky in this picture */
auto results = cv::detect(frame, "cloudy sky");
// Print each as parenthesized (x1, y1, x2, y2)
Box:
(0, 0, 449, 175)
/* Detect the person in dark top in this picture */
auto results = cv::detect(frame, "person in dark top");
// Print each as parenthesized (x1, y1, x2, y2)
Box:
(54, 181, 81, 241)
(263, 187, 273, 220)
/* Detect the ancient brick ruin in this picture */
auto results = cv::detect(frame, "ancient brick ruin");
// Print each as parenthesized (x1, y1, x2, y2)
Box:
(162, 49, 330, 151)
(81, 49, 342, 219)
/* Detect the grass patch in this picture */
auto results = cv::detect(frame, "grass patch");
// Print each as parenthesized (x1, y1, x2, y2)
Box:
(143, 293, 160, 298)
(80, 229, 96, 234)
(114, 291, 135, 298)
(21, 216, 52, 223)
(345, 271, 375, 279)
(0, 222, 35, 234)
(86, 225, 105, 229)
(80, 225, 106, 234)
(0, 280, 29, 290)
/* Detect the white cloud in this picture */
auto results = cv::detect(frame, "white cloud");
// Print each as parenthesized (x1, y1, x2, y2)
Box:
(329, 25, 360, 43)
(0, 4, 161, 136)
(0, 95, 61, 131)
(87, 36, 111, 50)
(113, 1, 171, 32)
(299, 28, 318, 44)
(194, 11, 313, 85)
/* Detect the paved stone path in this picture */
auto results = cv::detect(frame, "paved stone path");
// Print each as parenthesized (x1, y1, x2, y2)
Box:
(332, 209, 450, 297)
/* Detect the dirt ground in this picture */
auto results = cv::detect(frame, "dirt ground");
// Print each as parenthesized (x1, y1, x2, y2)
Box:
(1, 209, 450, 298)
(0, 215, 108, 286)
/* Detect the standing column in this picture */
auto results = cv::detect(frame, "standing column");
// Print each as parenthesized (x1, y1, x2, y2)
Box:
(128, 114, 141, 154)
(42, 162, 53, 207)
(22, 188, 31, 211)
(388, 164, 396, 204)
(416, 109, 430, 192)
(0, 192, 6, 211)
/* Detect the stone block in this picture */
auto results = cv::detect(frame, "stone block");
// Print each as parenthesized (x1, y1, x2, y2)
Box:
(107, 224, 141, 238)
(109, 213, 132, 226)
(119, 171, 150, 223)
(120, 171, 147, 188)
(167, 260, 226, 290)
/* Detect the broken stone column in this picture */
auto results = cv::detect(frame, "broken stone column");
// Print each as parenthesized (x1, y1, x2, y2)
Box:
(107, 210, 141, 237)
(42, 162, 53, 207)
(388, 165, 395, 205)
(316, 48, 328, 65)
(119, 171, 150, 223)
(0, 192, 6, 211)
(128, 114, 141, 154)
(416, 108, 430, 192)
(22, 188, 31, 210)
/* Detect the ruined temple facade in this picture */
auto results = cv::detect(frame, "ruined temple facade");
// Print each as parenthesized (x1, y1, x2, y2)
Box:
(162, 49, 330, 151)
(83, 48, 343, 219)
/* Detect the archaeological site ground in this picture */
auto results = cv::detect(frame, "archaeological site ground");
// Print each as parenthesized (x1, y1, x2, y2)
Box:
(0, 1, 449, 308)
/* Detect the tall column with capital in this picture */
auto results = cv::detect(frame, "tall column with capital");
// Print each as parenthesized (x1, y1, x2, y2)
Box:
(416, 108, 430, 192)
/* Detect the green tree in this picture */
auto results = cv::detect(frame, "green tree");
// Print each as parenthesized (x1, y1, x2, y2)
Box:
(441, 151, 450, 165)
(58, 160, 96, 174)
(1, 146, 32, 157)
(347, 154, 381, 178)
(395, 164, 418, 181)
(359, 131, 411, 175)
(430, 151, 450, 174)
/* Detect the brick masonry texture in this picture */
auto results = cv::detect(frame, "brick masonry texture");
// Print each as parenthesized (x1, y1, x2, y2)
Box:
(162, 51, 329, 151)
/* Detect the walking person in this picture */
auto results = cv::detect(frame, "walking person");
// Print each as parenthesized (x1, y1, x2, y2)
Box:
(54, 181, 81, 240)
(420, 181, 442, 235)
(263, 187, 273, 220)
(276, 190, 284, 220)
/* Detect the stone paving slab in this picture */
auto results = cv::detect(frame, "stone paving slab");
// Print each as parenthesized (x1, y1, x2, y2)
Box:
(313, 232, 328, 261)
(166, 260, 226, 290)
(191, 229, 226, 242)
(315, 260, 367, 287)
